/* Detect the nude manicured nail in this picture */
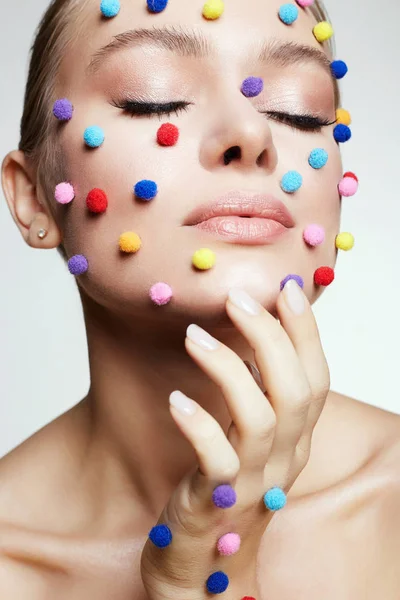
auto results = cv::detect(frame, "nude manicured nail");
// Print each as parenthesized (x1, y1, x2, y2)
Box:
(186, 324, 220, 350)
(283, 279, 305, 315)
(228, 288, 262, 316)
(169, 391, 197, 416)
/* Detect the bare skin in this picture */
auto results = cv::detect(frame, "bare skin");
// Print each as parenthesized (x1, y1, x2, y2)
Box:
(2, 0, 400, 597)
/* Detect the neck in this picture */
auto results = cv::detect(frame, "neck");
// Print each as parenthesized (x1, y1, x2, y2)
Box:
(79, 293, 255, 524)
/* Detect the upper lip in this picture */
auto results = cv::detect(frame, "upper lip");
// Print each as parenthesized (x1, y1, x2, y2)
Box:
(184, 191, 296, 228)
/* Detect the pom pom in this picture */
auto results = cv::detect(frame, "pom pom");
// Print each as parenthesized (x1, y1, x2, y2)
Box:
(212, 484, 237, 508)
(314, 266, 334, 286)
(241, 77, 264, 98)
(330, 60, 348, 79)
(147, 0, 168, 12)
(157, 123, 179, 146)
(333, 124, 351, 143)
(343, 171, 358, 182)
(217, 533, 241, 556)
(338, 176, 358, 197)
(295, 0, 314, 6)
(148, 524, 172, 548)
(68, 255, 88, 276)
(278, 3, 299, 25)
(263, 486, 287, 511)
(303, 224, 325, 246)
(192, 248, 216, 270)
(100, 0, 120, 17)
(84, 126, 105, 148)
(86, 188, 108, 213)
(206, 571, 229, 594)
(280, 274, 304, 291)
(336, 108, 351, 126)
(202, 0, 224, 19)
(336, 232, 354, 251)
(119, 232, 142, 253)
(281, 170, 303, 193)
(313, 21, 334, 43)
(53, 98, 73, 121)
(55, 182, 75, 204)
(242, 597, 257, 600)
(134, 180, 158, 201)
(308, 148, 328, 169)
(150, 282, 173, 306)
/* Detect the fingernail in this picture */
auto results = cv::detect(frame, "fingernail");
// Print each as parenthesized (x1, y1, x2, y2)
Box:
(283, 279, 305, 315)
(228, 288, 262, 316)
(169, 390, 197, 416)
(187, 324, 220, 350)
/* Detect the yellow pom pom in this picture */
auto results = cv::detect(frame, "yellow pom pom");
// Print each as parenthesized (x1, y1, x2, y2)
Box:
(192, 248, 216, 270)
(336, 108, 352, 126)
(313, 21, 334, 43)
(335, 232, 354, 251)
(119, 231, 142, 253)
(202, 0, 224, 19)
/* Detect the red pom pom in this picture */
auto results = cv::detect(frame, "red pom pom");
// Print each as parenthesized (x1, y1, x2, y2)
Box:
(314, 266, 335, 286)
(241, 597, 257, 600)
(157, 123, 179, 146)
(86, 188, 108, 213)
(343, 171, 358, 182)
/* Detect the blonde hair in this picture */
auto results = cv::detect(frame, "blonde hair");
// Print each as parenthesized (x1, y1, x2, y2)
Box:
(18, 0, 337, 260)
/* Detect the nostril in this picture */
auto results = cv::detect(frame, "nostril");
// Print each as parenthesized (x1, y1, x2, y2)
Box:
(223, 146, 241, 165)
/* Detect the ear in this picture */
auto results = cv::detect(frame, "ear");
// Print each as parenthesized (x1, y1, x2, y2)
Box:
(1, 150, 62, 249)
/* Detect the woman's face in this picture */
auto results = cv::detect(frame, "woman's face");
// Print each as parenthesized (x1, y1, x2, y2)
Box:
(55, 0, 341, 326)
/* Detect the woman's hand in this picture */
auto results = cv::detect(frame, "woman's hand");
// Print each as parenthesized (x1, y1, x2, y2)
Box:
(140, 282, 330, 600)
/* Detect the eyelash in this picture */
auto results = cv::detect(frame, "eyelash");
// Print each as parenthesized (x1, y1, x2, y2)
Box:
(112, 100, 335, 132)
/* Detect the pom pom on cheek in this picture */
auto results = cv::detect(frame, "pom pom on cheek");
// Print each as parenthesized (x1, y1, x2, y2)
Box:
(55, 182, 75, 204)
(53, 98, 74, 121)
(280, 274, 304, 291)
(149, 282, 173, 306)
(296, 0, 314, 6)
(338, 176, 358, 197)
(303, 224, 325, 246)
(86, 188, 108, 213)
(157, 123, 179, 146)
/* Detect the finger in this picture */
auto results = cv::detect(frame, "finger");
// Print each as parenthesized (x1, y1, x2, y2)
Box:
(184, 328, 276, 465)
(276, 280, 331, 444)
(169, 390, 240, 512)
(225, 289, 311, 455)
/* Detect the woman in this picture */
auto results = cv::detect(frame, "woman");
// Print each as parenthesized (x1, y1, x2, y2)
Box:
(1, 0, 399, 597)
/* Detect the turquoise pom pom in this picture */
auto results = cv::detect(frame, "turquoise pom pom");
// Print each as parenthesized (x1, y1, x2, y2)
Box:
(100, 0, 120, 17)
(84, 126, 105, 148)
(281, 170, 303, 193)
(263, 487, 287, 511)
(308, 148, 328, 169)
(279, 3, 299, 24)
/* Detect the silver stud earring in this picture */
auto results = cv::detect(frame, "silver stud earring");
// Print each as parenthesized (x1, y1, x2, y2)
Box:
(37, 228, 48, 239)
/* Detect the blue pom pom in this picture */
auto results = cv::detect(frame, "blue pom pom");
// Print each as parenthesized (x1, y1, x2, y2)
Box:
(333, 124, 351, 143)
(278, 3, 299, 25)
(263, 487, 287, 511)
(84, 126, 105, 148)
(330, 60, 348, 79)
(147, 0, 168, 12)
(100, 0, 120, 17)
(134, 180, 158, 201)
(281, 170, 303, 193)
(206, 571, 229, 594)
(148, 524, 172, 548)
(308, 148, 328, 169)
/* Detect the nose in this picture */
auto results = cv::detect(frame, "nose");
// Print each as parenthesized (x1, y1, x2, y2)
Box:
(199, 92, 278, 173)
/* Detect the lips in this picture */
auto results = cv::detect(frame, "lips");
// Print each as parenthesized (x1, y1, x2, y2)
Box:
(184, 191, 296, 229)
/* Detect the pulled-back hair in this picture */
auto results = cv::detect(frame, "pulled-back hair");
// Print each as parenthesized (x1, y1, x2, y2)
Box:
(18, 0, 337, 260)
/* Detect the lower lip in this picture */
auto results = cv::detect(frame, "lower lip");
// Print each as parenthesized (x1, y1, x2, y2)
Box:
(192, 216, 289, 244)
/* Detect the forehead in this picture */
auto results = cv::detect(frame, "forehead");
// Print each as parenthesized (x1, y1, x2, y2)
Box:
(64, 0, 329, 83)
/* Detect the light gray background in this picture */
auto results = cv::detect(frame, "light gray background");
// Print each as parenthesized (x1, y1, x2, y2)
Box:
(1, 0, 399, 458)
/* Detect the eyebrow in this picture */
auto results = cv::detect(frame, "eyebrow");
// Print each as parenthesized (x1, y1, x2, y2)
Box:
(86, 25, 334, 79)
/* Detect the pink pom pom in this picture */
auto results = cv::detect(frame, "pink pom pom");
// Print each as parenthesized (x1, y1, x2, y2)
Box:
(296, 0, 314, 6)
(303, 224, 325, 246)
(55, 182, 75, 204)
(150, 282, 173, 306)
(217, 533, 241, 556)
(338, 176, 359, 197)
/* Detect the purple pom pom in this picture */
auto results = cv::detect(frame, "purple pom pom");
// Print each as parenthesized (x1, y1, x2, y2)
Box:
(241, 77, 264, 98)
(212, 484, 237, 508)
(68, 254, 88, 276)
(280, 274, 304, 291)
(53, 98, 74, 121)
